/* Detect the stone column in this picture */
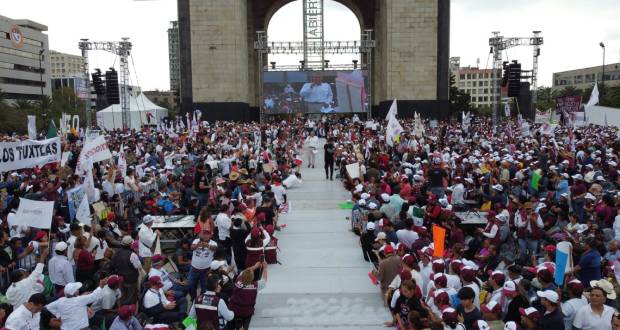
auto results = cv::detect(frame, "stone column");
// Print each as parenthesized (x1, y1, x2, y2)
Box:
(189, 0, 249, 104)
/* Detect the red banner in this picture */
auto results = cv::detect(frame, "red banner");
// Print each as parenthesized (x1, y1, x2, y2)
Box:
(555, 95, 582, 113)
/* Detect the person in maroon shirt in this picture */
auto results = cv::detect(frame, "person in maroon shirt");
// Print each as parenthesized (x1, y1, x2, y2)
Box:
(570, 174, 587, 222)
(74, 235, 96, 283)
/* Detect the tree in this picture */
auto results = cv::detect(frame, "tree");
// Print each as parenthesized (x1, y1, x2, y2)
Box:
(449, 74, 473, 116)
(557, 86, 580, 97)
(536, 87, 556, 111)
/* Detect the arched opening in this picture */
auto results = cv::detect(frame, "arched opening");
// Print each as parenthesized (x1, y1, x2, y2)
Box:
(266, 0, 362, 68)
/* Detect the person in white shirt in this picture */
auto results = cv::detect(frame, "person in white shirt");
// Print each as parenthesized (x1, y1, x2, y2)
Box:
(451, 177, 466, 207)
(188, 230, 219, 299)
(66, 223, 82, 266)
(6, 248, 48, 308)
(305, 131, 319, 168)
(299, 74, 333, 113)
(143, 276, 187, 323)
(395, 218, 419, 249)
(283, 172, 303, 189)
(572, 285, 617, 330)
(562, 279, 588, 330)
(48, 242, 74, 291)
(149, 254, 189, 306)
(46, 280, 106, 330)
(4, 292, 47, 330)
(215, 207, 232, 252)
(270, 178, 287, 208)
(138, 215, 160, 273)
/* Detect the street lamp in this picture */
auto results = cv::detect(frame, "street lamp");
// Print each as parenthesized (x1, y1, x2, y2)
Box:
(600, 42, 605, 99)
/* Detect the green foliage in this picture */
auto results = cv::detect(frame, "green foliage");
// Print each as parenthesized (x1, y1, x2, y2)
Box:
(449, 74, 473, 115)
(0, 87, 86, 135)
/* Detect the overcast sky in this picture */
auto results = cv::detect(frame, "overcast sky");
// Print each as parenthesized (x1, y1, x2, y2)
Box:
(3, 0, 619, 91)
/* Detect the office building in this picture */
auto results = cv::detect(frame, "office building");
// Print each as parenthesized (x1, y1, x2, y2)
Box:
(451, 57, 496, 108)
(0, 14, 50, 103)
(552, 63, 620, 92)
(144, 90, 175, 107)
(168, 21, 180, 92)
(49, 50, 85, 78)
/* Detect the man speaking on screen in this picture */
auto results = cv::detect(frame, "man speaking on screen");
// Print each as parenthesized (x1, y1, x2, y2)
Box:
(299, 73, 333, 113)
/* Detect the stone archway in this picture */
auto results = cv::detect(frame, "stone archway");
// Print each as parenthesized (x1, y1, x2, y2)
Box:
(178, 0, 450, 121)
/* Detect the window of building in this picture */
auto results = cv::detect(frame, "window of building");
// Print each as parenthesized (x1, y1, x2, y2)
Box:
(467, 74, 471, 79)
(460, 74, 465, 80)
(466, 81, 471, 87)
(471, 89, 477, 95)
(459, 82, 465, 87)
(483, 88, 488, 94)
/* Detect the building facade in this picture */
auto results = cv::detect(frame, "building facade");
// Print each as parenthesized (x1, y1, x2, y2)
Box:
(552, 63, 620, 92)
(451, 58, 496, 108)
(0, 14, 50, 103)
(143, 90, 176, 108)
(49, 50, 85, 78)
(168, 21, 180, 92)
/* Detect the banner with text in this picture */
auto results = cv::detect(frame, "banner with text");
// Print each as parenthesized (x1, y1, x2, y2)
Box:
(0, 138, 61, 172)
(76, 135, 112, 174)
(14, 198, 54, 229)
(555, 95, 582, 113)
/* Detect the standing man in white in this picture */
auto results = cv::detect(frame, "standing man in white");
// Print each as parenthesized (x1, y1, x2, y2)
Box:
(139, 215, 160, 273)
(305, 130, 319, 168)
(300, 74, 333, 113)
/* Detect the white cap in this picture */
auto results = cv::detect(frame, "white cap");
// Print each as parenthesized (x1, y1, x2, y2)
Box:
(358, 199, 367, 207)
(64, 282, 83, 296)
(572, 174, 583, 180)
(492, 184, 503, 192)
(368, 202, 378, 210)
(360, 193, 370, 200)
(55, 241, 68, 252)
(381, 193, 390, 202)
(366, 222, 376, 231)
(375, 232, 387, 241)
(143, 215, 154, 224)
(536, 290, 559, 303)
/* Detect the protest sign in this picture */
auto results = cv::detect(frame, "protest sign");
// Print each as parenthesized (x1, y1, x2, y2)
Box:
(345, 162, 361, 179)
(14, 198, 54, 229)
(67, 186, 86, 221)
(432, 225, 446, 257)
(76, 135, 112, 173)
(0, 138, 61, 172)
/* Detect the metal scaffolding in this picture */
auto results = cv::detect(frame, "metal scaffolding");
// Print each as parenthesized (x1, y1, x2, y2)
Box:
(489, 31, 543, 127)
(78, 38, 133, 129)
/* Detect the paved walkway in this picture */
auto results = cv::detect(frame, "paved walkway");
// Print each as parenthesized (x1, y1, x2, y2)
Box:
(252, 141, 390, 329)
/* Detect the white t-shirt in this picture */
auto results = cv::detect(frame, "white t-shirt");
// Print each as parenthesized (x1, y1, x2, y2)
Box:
(572, 304, 615, 330)
(562, 297, 588, 330)
(283, 175, 302, 189)
(191, 239, 218, 270)
(271, 184, 286, 206)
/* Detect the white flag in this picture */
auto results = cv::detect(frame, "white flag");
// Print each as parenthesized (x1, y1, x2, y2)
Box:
(385, 99, 398, 121)
(585, 83, 599, 108)
(117, 145, 127, 178)
(75, 194, 91, 225)
(504, 103, 511, 117)
(27, 115, 37, 140)
(83, 158, 97, 203)
(385, 100, 403, 146)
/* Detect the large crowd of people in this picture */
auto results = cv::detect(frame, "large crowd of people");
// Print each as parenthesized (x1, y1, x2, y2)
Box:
(1, 113, 620, 330)
(338, 115, 620, 330)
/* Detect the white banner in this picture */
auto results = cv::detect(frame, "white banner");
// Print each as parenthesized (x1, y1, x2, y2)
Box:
(14, 198, 54, 229)
(76, 195, 91, 225)
(345, 162, 361, 179)
(27, 115, 37, 140)
(76, 135, 112, 173)
(0, 138, 61, 172)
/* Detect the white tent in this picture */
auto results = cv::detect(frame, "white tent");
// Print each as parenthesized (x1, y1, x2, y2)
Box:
(96, 93, 168, 130)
